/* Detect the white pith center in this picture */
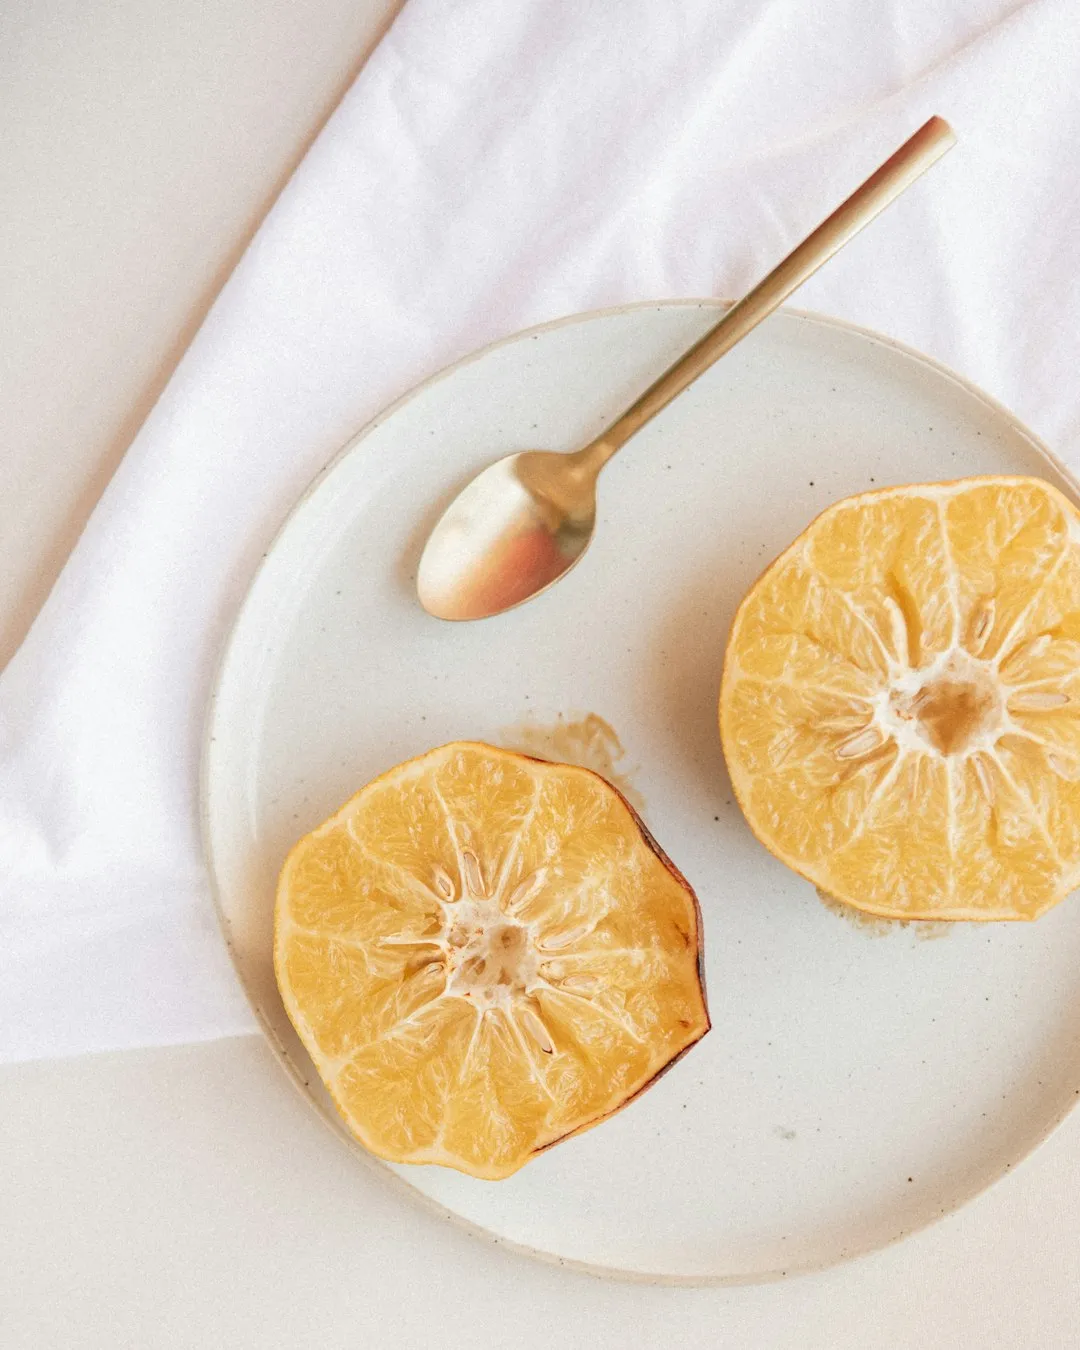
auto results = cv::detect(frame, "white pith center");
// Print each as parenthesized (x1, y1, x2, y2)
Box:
(412, 851, 600, 1056)
(443, 896, 540, 1006)
(876, 647, 1006, 759)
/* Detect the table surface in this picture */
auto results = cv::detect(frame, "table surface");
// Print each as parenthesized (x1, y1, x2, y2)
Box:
(2, 3, 1079, 1344)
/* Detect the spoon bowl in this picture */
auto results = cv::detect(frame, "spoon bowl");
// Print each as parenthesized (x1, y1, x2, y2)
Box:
(417, 449, 598, 620)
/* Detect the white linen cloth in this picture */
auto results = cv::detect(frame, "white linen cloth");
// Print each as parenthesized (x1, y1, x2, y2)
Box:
(3, 0, 1079, 1062)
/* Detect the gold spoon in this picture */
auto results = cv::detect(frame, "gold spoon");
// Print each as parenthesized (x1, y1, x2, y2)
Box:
(417, 116, 955, 621)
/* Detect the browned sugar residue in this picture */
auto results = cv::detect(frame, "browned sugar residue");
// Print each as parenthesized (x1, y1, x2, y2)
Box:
(815, 888, 952, 941)
(499, 712, 645, 812)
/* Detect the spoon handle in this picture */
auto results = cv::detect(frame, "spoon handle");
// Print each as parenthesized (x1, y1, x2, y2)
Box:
(575, 115, 956, 474)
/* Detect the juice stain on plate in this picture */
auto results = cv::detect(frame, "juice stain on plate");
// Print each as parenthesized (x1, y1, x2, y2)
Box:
(816, 888, 951, 940)
(499, 711, 645, 812)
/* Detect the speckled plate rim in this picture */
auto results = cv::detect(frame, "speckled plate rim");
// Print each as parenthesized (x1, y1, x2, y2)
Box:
(200, 298, 1080, 1287)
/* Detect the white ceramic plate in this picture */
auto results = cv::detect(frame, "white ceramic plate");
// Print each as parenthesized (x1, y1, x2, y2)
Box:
(204, 302, 1080, 1284)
